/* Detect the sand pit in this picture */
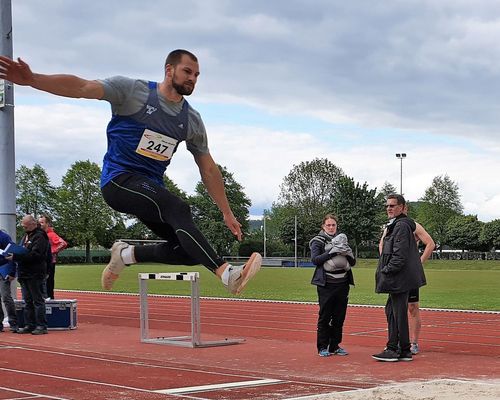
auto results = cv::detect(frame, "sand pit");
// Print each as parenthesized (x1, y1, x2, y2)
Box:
(303, 379, 500, 400)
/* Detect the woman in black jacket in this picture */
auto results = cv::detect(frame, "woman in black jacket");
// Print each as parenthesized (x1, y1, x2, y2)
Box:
(309, 214, 356, 357)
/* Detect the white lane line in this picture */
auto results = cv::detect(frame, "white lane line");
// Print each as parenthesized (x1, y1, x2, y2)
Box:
(0, 385, 69, 399)
(0, 367, 153, 394)
(155, 378, 283, 394)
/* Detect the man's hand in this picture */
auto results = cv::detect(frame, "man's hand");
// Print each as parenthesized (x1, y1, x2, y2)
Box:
(4, 254, 13, 262)
(224, 213, 242, 241)
(0, 56, 35, 86)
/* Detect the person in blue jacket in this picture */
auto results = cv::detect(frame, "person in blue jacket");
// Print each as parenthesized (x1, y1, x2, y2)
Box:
(0, 229, 18, 332)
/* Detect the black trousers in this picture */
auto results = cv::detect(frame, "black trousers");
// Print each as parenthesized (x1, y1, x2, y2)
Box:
(19, 277, 47, 329)
(46, 262, 56, 299)
(385, 291, 410, 352)
(316, 282, 350, 352)
(101, 173, 225, 272)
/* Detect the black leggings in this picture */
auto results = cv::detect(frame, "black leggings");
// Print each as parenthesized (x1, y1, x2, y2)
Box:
(101, 173, 225, 272)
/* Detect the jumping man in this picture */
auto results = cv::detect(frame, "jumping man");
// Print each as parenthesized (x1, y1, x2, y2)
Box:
(0, 50, 261, 294)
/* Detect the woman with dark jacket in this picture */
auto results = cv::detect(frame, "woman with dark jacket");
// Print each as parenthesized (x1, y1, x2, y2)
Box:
(309, 214, 356, 357)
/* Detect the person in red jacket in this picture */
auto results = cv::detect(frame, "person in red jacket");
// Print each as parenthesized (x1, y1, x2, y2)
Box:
(38, 214, 67, 300)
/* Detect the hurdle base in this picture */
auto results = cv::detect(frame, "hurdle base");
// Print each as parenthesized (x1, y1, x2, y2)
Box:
(142, 336, 245, 348)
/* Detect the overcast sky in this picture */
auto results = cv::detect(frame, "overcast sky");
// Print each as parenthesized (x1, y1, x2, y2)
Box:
(6, 0, 500, 222)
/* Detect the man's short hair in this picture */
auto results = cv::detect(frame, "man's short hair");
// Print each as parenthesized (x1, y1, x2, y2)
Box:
(164, 49, 198, 69)
(387, 193, 406, 206)
(39, 213, 53, 226)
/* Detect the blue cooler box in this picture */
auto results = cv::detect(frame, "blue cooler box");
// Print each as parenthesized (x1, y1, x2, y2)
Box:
(15, 299, 78, 330)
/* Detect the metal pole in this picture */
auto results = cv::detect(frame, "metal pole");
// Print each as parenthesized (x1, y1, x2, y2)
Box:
(400, 157, 403, 194)
(263, 212, 266, 258)
(0, 0, 16, 238)
(294, 215, 298, 268)
(396, 153, 406, 195)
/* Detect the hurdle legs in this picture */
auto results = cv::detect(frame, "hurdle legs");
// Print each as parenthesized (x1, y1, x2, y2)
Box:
(139, 272, 244, 348)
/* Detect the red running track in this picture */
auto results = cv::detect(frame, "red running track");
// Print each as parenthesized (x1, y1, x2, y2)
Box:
(0, 290, 498, 400)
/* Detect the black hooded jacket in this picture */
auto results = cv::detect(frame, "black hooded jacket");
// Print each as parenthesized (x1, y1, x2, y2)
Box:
(375, 214, 426, 293)
(13, 227, 49, 279)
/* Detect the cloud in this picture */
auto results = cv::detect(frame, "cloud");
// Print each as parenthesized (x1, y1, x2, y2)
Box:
(6, 0, 500, 223)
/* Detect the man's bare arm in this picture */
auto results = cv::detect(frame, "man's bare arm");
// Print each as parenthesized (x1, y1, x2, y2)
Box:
(0, 56, 104, 99)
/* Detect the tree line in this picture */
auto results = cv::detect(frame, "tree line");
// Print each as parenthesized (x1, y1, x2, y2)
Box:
(14, 159, 500, 262)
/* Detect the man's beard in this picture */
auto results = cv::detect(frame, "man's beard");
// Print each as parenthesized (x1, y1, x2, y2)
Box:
(172, 74, 194, 95)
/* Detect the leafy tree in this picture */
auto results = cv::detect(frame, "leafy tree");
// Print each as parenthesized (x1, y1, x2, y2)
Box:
(191, 165, 251, 256)
(55, 160, 122, 262)
(417, 174, 463, 251)
(480, 219, 500, 250)
(445, 214, 483, 251)
(330, 176, 383, 256)
(15, 164, 56, 219)
(164, 174, 188, 200)
(378, 181, 398, 198)
(277, 158, 345, 254)
(95, 220, 128, 249)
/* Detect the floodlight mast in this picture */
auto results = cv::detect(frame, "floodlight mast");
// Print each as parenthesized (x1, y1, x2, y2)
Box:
(0, 0, 17, 238)
(395, 153, 407, 195)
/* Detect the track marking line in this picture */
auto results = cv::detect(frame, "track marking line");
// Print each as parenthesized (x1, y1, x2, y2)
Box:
(155, 378, 283, 394)
(0, 367, 154, 394)
(0, 385, 70, 399)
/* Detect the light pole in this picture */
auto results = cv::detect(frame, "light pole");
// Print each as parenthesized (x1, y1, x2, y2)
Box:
(395, 153, 406, 195)
(262, 211, 267, 259)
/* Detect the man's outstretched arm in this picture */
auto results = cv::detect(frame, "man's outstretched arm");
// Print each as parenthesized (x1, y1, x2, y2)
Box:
(193, 152, 243, 241)
(0, 56, 104, 99)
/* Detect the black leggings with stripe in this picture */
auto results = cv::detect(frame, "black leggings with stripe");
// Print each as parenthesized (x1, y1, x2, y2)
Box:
(101, 173, 225, 272)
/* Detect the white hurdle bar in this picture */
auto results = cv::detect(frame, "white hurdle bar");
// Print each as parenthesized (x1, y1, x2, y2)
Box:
(139, 272, 244, 348)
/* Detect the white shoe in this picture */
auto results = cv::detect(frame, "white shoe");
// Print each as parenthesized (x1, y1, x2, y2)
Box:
(224, 252, 262, 295)
(101, 241, 129, 290)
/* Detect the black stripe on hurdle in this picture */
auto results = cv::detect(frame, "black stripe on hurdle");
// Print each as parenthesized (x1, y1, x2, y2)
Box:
(148, 273, 156, 280)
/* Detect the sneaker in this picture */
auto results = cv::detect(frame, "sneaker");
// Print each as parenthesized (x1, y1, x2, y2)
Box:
(372, 348, 399, 362)
(223, 252, 262, 295)
(31, 326, 48, 335)
(101, 241, 129, 290)
(9, 325, 18, 333)
(410, 342, 419, 355)
(331, 347, 349, 356)
(398, 351, 413, 361)
(17, 326, 35, 334)
(318, 349, 331, 357)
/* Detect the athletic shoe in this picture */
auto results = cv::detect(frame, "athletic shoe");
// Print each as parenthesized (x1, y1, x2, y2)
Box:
(101, 241, 129, 290)
(318, 349, 331, 357)
(31, 326, 48, 335)
(332, 347, 349, 356)
(398, 351, 413, 361)
(372, 349, 399, 362)
(224, 252, 262, 295)
(410, 342, 419, 355)
(9, 325, 18, 333)
(17, 326, 35, 334)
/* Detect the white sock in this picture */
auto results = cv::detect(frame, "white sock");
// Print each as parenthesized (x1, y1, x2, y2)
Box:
(120, 245, 136, 265)
(221, 264, 232, 285)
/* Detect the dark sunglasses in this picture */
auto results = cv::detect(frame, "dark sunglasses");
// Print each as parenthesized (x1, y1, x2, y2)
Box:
(385, 204, 398, 209)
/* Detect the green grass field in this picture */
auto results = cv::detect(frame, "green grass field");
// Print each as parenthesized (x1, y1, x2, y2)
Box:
(53, 259, 500, 311)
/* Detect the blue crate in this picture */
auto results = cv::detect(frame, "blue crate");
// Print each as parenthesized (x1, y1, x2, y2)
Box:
(15, 299, 77, 330)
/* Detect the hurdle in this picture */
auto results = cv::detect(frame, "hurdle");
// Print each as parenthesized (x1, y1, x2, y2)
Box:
(139, 272, 245, 348)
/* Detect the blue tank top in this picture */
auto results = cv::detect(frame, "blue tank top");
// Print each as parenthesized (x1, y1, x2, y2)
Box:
(101, 81, 189, 187)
